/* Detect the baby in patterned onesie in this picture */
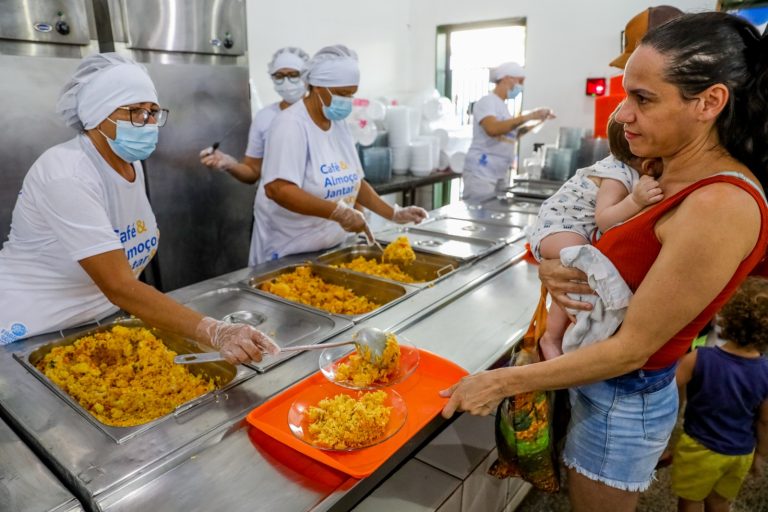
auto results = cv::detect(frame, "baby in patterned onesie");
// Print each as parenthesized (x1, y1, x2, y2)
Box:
(529, 110, 663, 360)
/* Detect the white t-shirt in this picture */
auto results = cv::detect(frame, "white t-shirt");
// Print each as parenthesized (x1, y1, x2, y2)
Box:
(250, 101, 364, 264)
(244, 102, 281, 159)
(464, 93, 517, 182)
(0, 135, 159, 343)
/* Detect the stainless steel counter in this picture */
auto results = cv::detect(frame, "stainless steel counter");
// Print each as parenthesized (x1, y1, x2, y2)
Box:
(0, 206, 542, 512)
(0, 416, 83, 512)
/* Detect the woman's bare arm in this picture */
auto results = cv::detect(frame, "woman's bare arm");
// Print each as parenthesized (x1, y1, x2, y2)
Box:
(443, 183, 760, 417)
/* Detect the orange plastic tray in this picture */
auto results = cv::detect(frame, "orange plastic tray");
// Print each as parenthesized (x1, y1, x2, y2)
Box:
(246, 348, 468, 478)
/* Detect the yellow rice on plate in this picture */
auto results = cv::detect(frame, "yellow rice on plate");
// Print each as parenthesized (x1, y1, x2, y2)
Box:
(307, 390, 391, 450)
(334, 256, 417, 283)
(36, 325, 215, 427)
(335, 334, 401, 387)
(259, 265, 379, 315)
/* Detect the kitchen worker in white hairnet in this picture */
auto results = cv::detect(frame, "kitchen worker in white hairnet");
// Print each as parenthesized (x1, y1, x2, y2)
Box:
(462, 61, 556, 202)
(200, 46, 310, 183)
(250, 44, 428, 264)
(0, 53, 279, 364)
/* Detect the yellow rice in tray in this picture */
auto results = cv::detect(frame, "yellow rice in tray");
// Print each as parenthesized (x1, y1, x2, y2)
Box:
(335, 334, 401, 387)
(334, 256, 418, 283)
(259, 265, 379, 315)
(307, 390, 391, 450)
(36, 325, 215, 427)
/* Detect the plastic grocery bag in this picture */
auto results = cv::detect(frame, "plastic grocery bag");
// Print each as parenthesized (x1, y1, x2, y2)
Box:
(488, 285, 560, 493)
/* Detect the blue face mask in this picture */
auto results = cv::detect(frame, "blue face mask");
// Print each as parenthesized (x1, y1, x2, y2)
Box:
(507, 83, 523, 100)
(321, 89, 353, 121)
(100, 119, 159, 162)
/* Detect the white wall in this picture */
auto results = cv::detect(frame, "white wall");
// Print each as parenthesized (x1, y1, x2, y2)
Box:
(246, 1, 718, 159)
(245, 0, 411, 110)
(407, 0, 717, 159)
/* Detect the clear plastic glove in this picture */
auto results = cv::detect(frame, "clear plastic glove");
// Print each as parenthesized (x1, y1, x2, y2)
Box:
(199, 148, 238, 172)
(195, 316, 280, 365)
(391, 203, 428, 224)
(530, 107, 556, 121)
(329, 202, 367, 232)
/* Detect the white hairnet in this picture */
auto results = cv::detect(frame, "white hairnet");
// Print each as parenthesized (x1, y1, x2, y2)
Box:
(491, 61, 526, 82)
(304, 44, 360, 87)
(268, 47, 309, 75)
(56, 52, 158, 132)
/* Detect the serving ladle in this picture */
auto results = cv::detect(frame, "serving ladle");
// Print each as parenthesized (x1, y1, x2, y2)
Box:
(174, 327, 389, 365)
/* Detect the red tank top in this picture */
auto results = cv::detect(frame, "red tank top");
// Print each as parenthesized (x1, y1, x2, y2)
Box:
(595, 174, 768, 370)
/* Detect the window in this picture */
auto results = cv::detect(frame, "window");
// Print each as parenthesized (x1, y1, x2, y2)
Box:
(436, 19, 527, 126)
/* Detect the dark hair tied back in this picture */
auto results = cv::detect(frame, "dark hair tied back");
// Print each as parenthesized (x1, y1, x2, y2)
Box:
(642, 12, 768, 189)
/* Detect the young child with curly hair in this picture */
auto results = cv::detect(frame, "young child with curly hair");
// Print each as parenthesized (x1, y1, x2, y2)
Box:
(671, 276, 768, 512)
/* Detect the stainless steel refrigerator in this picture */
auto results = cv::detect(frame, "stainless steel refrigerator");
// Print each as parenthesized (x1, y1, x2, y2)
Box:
(99, 0, 255, 292)
(0, 0, 99, 245)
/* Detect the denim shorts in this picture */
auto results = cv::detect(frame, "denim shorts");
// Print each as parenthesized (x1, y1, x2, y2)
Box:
(562, 365, 678, 491)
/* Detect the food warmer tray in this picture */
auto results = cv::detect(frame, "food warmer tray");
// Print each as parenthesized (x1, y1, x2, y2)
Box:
(181, 285, 354, 372)
(374, 227, 502, 261)
(315, 244, 463, 287)
(245, 263, 418, 323)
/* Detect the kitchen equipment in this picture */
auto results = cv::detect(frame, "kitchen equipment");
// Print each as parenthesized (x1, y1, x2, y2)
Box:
(180, 285, 352, 372)
(375, 227, 501, 261)
(13, 318, 253, 443)
(103, 0, 253, 291)
(317, 244, 461, 285)
(319, 340, 420, 390)
(246, 263, 416, 322)
(413, 217, 524, 244)
(0, 0, 98, 244)
(360, 147, 392, 184)
(247, 348, 468, 477)
(542, 147, 576, 181)
(177, 326, 390, 365)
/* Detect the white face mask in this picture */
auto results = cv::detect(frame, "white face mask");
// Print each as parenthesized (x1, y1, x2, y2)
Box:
(274, 79, 307, 104)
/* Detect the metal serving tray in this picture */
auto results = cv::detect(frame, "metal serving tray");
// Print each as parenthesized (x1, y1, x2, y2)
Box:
(12, 318, 254, 444)
(245, 263, 416, 322)
(480, 195, 543, 215)
(316, 244, 462, 286)
(375, 227, 500, 261)
(182, 286, 353, 372)
(413, 217, 524, 244)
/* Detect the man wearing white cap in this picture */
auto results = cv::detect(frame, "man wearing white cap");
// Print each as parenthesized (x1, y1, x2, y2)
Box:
(0, 53, 279, 364)
(463, 61, 555, 202)
(251, 45, 428, 264)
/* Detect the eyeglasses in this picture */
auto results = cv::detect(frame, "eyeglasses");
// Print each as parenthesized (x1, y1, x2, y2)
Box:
(116, 106, 170, 127)
(271, 71, 302, 85)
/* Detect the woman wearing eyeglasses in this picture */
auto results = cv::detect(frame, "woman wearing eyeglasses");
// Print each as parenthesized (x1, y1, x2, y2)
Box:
(200, 47, 310, 184)
(251, 44, 428, 264)
(0, 53, 279, 364)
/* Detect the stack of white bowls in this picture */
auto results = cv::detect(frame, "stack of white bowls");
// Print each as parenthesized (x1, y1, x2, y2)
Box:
(414, 135, 440, 171)
(386, 105, 413, 175)
(409, 141, 434, 177)
(449, 152, 466, 174)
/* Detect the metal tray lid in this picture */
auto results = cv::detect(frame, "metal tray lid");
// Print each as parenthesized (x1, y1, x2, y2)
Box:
(181, 286, 353, 372)
(375, 227, 501, 261)
(413, 217, 524, 244)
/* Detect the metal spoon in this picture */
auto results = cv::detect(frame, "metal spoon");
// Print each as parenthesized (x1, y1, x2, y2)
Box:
(174, 327, 389, 364)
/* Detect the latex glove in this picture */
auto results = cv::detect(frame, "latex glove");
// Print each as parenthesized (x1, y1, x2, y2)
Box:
(329, 202, 366, 232)
(391, 204, 428, 224)
(199, 148, 238, 172)
(195, 316, 280, 365)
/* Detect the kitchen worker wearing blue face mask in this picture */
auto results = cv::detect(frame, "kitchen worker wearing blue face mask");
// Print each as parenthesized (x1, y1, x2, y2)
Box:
(0, 53, 279, 365)
(251, 44, 428, 264)
(463, 61, 556, 202)
(200, 46, 310, 184)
